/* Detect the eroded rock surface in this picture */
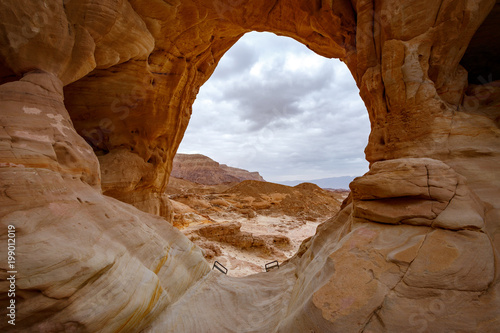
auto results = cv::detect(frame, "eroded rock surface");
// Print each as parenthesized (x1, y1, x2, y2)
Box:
(0, 0, 499, 332)
(0, 71, 208, 332)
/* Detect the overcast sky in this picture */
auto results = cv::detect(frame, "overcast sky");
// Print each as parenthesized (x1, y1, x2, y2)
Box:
(178, 32, 370, 182)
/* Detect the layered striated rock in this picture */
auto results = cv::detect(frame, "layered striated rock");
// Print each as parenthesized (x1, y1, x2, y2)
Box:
(171, 153, 265, 185)
(0, 71, 208, 332)
(0, 0, 499, 332)
(220, 164, 265, 183)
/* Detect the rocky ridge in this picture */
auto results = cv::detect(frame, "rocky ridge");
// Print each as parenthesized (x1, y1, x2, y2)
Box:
(171, 153, 265, 185)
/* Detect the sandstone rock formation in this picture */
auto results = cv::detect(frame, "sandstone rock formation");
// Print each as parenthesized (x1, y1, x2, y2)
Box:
(171, 153, 265, 185)
(0, 71, 208, 332)
(0, 0, 499, 332)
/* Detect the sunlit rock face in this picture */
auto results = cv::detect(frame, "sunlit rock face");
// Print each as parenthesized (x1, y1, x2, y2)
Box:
(0, 0, 499, 332)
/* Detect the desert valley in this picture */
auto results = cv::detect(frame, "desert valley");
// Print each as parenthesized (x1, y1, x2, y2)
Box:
(167, 154, 349, 276)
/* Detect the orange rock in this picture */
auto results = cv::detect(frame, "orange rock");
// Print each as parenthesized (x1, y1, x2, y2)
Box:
(0, 0, 499, 331)
(171, 153, 265, 185)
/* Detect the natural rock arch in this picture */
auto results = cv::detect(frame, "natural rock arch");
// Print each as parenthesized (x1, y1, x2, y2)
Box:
(62, 0, 358, 216)
(0, 0, 499, 332)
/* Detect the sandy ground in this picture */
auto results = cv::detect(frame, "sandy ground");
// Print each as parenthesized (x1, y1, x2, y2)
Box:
(204, 213, 320, 277)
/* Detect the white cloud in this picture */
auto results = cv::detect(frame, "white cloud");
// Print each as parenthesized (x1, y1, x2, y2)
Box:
(178, 32, 370, 182)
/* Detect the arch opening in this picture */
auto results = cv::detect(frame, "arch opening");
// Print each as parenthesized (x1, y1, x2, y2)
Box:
(60, 0, 359, 218)
(169, 32, 369, 276)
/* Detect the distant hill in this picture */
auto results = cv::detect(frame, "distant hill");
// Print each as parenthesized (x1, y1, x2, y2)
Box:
(171, 153, 265, 185)
(277, 176, 355, 190)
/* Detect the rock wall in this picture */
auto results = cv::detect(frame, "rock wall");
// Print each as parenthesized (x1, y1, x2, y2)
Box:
(0, 71, 208, 332)
(0, 0, 499, 332)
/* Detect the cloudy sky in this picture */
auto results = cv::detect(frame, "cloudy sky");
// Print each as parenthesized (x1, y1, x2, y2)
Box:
(178, 32, 371, 182)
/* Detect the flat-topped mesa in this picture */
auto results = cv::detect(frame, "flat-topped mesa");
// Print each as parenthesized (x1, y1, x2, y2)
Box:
(220, 165, 265, 183)
(171, 153, 265, 185)
(0, 0, 499, 332)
